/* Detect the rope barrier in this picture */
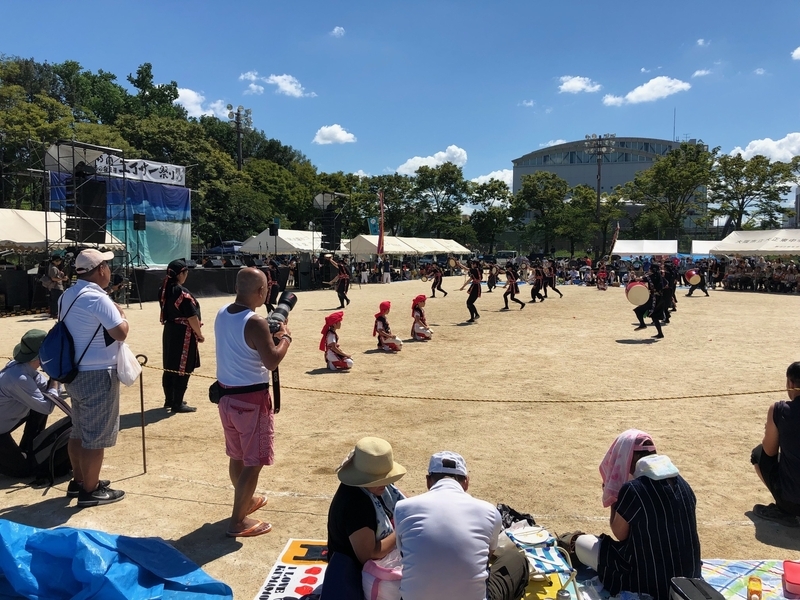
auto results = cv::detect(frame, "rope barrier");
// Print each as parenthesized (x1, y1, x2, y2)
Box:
(2, 356, 788, 405)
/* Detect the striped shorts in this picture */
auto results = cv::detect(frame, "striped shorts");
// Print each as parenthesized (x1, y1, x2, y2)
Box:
(65, 369, 121, 449)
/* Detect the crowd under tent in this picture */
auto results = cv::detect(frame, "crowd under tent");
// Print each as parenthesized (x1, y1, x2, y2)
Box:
(710, 229, 800, 255)
(0, 209, 124, 253)
(611, 240, 678, 255)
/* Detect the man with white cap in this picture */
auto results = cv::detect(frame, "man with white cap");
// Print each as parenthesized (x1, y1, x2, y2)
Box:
(394, 451, 529, 600)
(59, 249, 129, 507)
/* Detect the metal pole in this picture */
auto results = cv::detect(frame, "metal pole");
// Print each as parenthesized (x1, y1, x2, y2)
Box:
(136, 354, 148, 473)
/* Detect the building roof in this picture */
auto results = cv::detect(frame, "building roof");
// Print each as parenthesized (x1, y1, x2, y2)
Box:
(512, 137, 686, 166)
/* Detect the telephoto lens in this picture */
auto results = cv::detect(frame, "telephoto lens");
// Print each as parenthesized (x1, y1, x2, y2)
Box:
(267, 291, 298, 333)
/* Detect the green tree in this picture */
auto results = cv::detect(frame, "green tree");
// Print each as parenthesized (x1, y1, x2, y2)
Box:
(556, 185, 597, 257)
(412, 163, 469, 236)
(126, 63, 187, 120)
(517, 171, 568, 253)
(361, 174, 415, 237)
(709, 153, 797, 230)
(469, 179, 514, 253)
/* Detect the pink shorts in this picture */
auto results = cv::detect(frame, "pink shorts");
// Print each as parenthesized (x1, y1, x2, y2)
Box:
(218, 390, 274, 467)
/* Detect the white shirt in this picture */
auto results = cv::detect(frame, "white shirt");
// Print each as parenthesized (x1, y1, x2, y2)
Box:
(214, 305, 269, 386)
(59, 280, 124, 371)
(395, 478, 502, 600)
(325, 331, 340, 364)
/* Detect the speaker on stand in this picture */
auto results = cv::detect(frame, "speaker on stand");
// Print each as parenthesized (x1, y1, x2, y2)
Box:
(131, 214, 148, 268)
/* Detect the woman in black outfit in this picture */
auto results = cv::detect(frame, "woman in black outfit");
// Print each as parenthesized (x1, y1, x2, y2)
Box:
(158, 259, 203, 413)
(502, 263, 525, 310)
(466, 260, 482, 322)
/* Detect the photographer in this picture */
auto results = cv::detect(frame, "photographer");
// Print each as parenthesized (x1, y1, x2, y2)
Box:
(214, 268, 292, 538)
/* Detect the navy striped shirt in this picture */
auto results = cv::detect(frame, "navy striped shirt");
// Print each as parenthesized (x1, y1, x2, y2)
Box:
(598, 475, 701, 600)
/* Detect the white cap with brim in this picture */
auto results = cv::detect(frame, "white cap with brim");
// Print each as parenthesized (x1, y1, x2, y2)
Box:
(75, 249, 114, 274)
(428, 451, 468, 477)
(336, 437, 406, 488)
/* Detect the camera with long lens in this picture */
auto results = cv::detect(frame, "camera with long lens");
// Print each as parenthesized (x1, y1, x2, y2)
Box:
(267, 291, 298, 334)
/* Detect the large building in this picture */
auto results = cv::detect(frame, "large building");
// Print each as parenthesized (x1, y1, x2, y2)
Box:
(511, 136, 695, 195)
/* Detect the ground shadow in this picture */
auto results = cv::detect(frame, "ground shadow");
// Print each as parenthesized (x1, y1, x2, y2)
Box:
(615, 339, 659, 345)
(454, 322, 476, 327)
(746, 510, 800, 551)
(120, 407, 173, 431)
(168, 518, 243, 567)
(362, 348, 385, 354)
(305, 367, 350, 375)
(17, 316, 52, 323)
(0, 495, 79, 529)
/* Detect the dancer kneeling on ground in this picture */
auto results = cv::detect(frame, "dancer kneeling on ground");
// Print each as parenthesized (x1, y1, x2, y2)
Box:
(566, 429, 700, 600)
(321, 437, 406, 600)
(374, 301, 403, 351)
(320, 311, 353, 371)
(751, 361, 800, 526)
(411, 295, 433, 340)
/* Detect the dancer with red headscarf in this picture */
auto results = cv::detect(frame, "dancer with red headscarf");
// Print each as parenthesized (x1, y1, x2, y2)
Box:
(373, 301, 403, 351)
(320, 311, 353, 371)
(411, 295, 433, 340)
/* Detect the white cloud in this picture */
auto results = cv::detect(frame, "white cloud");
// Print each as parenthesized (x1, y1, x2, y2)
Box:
(175, 88, 228, 118)
(539, 139, 567, 148)
(640, 67, 651, 73)
(792, 47, 800, 60)
(471, 169, 513, 187)
(519, 99, 535, 107)
(558, 75, 602, 93)
(730, 132, 800, 161)
(754, 68, 766, 75)
(312, 124, 356, 145)
(396, 145, 468, 175)
(545, 107, 553, 114)
(697, 38, 709, 47)
(330, 26, 345, 37)
(603, 76, 691, 106)
(692, 69, 711, 78)
(353, 169, 369, 178)
(243, 83, 264, 95)
(239, 71, 259, 82)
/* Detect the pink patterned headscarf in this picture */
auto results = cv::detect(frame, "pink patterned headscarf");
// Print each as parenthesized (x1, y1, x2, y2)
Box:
(599, 429, 656, 508)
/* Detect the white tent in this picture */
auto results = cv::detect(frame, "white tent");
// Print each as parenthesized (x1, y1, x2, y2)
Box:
(710, 229, 800, 255)
(691, 240, 718, 255)
(0, 209, 124, 252)
(240, 229, 323, 254)
(348, 235, 418, 255)
(432, 238, 471, 255)
(400, 237, 450, 254)
(612, 239, 678, 255)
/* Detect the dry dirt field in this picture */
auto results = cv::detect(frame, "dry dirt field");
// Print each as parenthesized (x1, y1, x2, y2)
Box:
(1, 274, 799, 598)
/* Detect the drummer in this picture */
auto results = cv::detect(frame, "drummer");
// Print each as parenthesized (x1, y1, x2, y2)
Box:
(430, 265, 447, 298)
(633, 264, 665, 339)
(685, 269, 710, 297)
(486, 262, 499, 293)
(501, 262, 525, 310)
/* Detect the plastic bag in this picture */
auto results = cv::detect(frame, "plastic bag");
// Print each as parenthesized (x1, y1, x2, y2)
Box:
(116, 342, 142, 386)
(362, 548, 402, 600)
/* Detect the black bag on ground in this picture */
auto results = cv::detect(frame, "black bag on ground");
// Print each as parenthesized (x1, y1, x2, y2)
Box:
(670, 577, 725, 600)
(496, 503, 536, 528)
(30, 416, 72, 484)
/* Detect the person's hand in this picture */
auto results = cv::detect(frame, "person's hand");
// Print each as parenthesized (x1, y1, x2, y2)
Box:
(196, 333, 205, 343)
(277, 322, 290, 338)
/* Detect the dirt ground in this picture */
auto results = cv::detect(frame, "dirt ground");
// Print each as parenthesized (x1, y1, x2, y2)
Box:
(1, 274, 799, 598)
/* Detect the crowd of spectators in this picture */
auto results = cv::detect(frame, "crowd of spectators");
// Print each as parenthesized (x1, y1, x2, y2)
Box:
(720, 257, 798, 293)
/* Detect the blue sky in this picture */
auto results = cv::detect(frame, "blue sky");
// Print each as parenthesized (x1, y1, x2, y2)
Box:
(2, 0, 800, 187)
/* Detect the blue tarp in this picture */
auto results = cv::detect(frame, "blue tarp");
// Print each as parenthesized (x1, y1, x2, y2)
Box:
(49, 173, 191, 267)
(0, 520, 232, 600)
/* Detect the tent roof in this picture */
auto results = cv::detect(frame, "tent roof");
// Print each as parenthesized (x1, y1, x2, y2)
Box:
(612, 239, 678, 255)
(240, 229, 323, 254)
(348, 235, 418, 255)
(710, 229, 800, 255)
(691, 240, 718, 255)
(399, 237, 450, 254)
(0, 209, 124, 252)
(432, 238, 471, 254)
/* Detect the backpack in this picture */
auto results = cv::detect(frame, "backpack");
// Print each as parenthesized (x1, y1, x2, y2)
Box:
(39, 289, 101, 383)
(40, 273, 55, 290)
(29, 415, 72, 484)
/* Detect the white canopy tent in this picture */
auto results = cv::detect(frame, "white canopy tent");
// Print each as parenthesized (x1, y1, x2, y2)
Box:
(710, 229, 800, 255)
(348, 235, 418, 255)
(241, 229, 323, 254)
(400, 237, 451, 254)
(431, 238, 471, 255)
(691, 240, 718, 256)
(612, 239, 678, 255)
(0, 209, 124, 252)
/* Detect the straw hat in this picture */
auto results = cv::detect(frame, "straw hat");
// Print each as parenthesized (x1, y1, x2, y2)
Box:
(336, 437, 406, 487)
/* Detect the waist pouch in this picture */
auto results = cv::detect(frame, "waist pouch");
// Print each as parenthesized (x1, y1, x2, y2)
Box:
(209, 381, 268, 404)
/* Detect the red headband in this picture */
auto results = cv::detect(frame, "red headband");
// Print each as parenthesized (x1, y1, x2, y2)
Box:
(412, 295, 426, 316)
(320, 311, 344, 351)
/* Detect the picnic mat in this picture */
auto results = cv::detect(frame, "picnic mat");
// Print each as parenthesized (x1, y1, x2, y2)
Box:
(254, 539, 327, 600)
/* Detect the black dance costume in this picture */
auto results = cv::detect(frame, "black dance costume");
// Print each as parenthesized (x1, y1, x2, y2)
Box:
(502, 266, 525, 309)
(159, 278, 201, 412)
(466, 265, 482, 322)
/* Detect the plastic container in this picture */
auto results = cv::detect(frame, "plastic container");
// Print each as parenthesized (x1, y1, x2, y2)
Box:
(747, 575, 762, 600)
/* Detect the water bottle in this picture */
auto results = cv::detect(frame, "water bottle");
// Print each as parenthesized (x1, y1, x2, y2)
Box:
(556, 588, 571, 600)
(747, 575, 762, 600)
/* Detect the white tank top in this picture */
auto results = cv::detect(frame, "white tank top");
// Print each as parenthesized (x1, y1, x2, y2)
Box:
(214, 304, 270, 386)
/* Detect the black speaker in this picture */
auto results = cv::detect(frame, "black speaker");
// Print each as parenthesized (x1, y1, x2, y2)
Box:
(133, 214, 146, 231)
(185, 259, 197, 269)
(66, 179, 107, 244)
(224, 258, 243, 268)
(268, 224, 278, 236)
(244, 257, 264, 267)
(205, 259, 224, 268)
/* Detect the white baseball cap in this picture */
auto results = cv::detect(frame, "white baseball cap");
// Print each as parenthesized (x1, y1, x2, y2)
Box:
(75, 249, 114, 274)
(428, 451, 468, 477)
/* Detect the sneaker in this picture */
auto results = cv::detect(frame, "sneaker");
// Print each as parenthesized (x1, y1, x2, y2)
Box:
(67, 479, 111, 498)
(169, 403, 197, 413)
(753, 503, 800, 527)
(77, 484, 125, 507)
(634, 325, 647, 331)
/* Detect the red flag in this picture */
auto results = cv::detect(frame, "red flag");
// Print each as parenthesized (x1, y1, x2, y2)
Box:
(377, 189, 385, 255)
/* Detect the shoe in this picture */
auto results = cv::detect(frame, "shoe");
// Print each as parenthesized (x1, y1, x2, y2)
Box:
(474, 314, 480, 319)
(170, 403, 197, 413)
(77, 484, 125, 507)
(337, 305, 345, 309)
(501, 307, 510, 311)
(652, 333, 664, 339)
(520, 304, 525, 310)
(528, 300, 536, 304)
(466, 318, 475, 323)
(67, 479, 110, 498)
(443, 292, 448, 297)
(753, 503, 800, 527)
(685, 293, 692, 297)
(346, 298, 350, 305)
(634, 325, 647, 331)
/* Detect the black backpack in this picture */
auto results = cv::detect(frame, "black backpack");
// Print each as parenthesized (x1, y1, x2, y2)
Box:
(39, 290, 101, 383)
(30, 415, 72, 484)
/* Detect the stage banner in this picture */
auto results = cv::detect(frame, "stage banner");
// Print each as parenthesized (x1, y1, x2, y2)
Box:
(254, 539, 327, 600)
(367, 216, 379, 236)
(95, 154, 186, 187)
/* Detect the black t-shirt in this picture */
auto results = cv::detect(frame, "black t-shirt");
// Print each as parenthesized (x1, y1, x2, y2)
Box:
(775, 400, 800, 503)
(326, 483, 377, 563)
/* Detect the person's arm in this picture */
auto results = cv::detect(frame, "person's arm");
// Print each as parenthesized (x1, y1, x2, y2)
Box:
(94, 295, 128, 342)
(349, 528, 396, 564)
(245, 315, 290, 371)
(609, 506, 630, 541)
(8, 370, 55, 416)
(762, 404, 780, 457)
(187, 315, 204, 342)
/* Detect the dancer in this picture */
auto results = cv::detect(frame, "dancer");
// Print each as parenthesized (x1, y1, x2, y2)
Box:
(411, 294, 433, 340)
(596, 262, 608, 291)
(465, 260, 482, 323)
(486, 263, 498, 293)
(320, 311, 353, 371)
(329, 256, 351, 309)
(685, 271, 710, 297)
(265, 260, 281, 313)
(545, 263, 564, 297)
(430, 265, 447, 297)
(501, 263, 525, 310)
(633, 264, 665, 339)
(528, 262, 545, 303)
(373, 301, 403, 351)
